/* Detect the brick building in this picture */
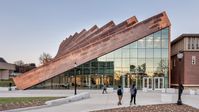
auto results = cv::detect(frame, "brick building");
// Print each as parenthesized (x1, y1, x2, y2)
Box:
(171, 34, 199, 87)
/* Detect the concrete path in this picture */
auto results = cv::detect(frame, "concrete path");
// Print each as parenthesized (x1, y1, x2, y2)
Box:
(1, 89, 199, 112)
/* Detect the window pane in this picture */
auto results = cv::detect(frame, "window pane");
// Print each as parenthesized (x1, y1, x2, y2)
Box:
(162, 38, 168, 48)
(138, 38, 145, 48)
(154, 31, 161, 48)
(123, 44, 130, 49)
(91, 68, 98, 74)
(114, 59, 121, 67)
(115, 67, 122, 72)
(162, 58, 168, 68)
(83, 68, 90, 74)
(146, 49, 153, 58)
(98, 55, 106, 61)
(162, 49, 168, 58)
(130, 64, 136, 73)
(130, 41, 137, 48)
(106, 52, 114, 59)
(98, 62, 104, 68)
(122, 59, 130, 68)
(130, 49, 137, 58)
(138, 48, 145, 58)
(146, 58, 153, 67)
(122, 48, 129, 58)
(138, 59, 145, 66)
(130, 59, 137, 67)
(137, 59, 146, 73)
(146, 35, 153, 48)
(83, 62, 90, 67)
(98, 68, 104, 74)
(146, 67, 154, 76)
(91, 61, 98, 67)
(106, 58, 114, 61)
(162, 28, 169, 39)
(109, 68, 114, 74)
(115, 48, 122, 58)
(154, 49, 161, 58)
(106, 62, 114, 68)
(154, 58, 161, 68)
(122, 67, 129, 72)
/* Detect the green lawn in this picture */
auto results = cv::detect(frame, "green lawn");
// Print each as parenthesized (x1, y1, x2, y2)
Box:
(0, 97, 61, 104)
(0, 79, 15, 87)
(0, 97, 63, 111)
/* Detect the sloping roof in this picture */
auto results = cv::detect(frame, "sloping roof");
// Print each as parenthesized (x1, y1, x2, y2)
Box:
(0, 57, 7, 63)
(13, 12, 171, 90)
(171, 34, 199, 45)
(0, 58, 15, 70)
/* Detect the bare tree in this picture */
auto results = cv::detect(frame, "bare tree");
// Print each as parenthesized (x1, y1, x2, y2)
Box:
(39, 52, 53, 65)
(155, 59, 168, 77)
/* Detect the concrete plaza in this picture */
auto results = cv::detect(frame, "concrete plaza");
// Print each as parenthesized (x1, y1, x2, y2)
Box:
(0, 89, 198, 112)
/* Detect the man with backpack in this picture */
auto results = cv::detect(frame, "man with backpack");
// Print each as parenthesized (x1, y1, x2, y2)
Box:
(117, 85, 123, 105)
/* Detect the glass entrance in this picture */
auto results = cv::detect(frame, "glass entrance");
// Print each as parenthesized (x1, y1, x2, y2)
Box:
(123, 73, 142, 89)
(142, 77, 153, 90)
(154, 77, 164, 90)
(143, 77, 164, 90)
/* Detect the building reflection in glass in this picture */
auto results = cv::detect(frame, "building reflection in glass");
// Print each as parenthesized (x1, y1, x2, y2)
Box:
(32, 28, 169, 90)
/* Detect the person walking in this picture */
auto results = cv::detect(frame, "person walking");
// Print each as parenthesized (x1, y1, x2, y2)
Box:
(117, 85, 123, 105)
(130, 84, 137, 105)
(102, 84, 108, 94)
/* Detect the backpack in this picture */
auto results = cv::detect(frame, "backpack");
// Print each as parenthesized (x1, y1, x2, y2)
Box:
(117, 88, 122, 95)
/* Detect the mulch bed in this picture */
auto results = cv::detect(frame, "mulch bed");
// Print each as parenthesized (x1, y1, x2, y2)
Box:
(92, 104, 199, 112)
(0, 97, 62, 111)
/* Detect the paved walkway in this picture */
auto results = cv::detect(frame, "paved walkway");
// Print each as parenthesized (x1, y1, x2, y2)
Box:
(0, 89, 199, 112)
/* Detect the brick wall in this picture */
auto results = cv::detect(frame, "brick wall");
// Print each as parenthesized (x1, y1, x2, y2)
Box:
(184, 51, 199, 85)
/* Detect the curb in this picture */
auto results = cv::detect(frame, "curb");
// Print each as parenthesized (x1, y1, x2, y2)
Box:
(4, 92, 90, 112)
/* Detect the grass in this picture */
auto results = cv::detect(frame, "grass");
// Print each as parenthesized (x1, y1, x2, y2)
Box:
(0, 97, 63, 111)
(0, 79, 15, 87)
(0, 97, 59, 104)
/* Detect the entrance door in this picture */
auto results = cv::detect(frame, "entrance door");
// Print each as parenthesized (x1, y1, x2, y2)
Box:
(142, 77, 153, 90)
(127, 74, 142, 89)
(154, 77, 164, 90)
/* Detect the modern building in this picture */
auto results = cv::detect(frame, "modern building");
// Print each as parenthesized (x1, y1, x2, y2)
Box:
(12, 63, 36, 77)
(14, 63, 36, 74)
(171, 34, 199, 87)
(0, 57, 15, 80)
(13, 12, 171, 90)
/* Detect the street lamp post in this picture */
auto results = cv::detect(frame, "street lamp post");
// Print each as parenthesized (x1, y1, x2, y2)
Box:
(74, 62, 77, 95)
(177, 51, 183, 105)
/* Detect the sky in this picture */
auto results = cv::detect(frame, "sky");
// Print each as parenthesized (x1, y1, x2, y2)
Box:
(0, 0, 199, 66)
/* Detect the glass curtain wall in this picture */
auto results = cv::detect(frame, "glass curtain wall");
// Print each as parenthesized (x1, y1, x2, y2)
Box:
(31, 28, 169, 89)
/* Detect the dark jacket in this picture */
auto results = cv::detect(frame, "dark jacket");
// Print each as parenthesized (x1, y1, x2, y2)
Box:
(117, 88, 123, 96)
(130, 87, 137, 96)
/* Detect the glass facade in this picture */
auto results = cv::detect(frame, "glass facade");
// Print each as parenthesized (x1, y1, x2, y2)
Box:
(32, 28, 169, 90)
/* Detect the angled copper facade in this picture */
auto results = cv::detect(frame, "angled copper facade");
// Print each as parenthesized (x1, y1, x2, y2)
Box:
(13, 12, 171, 90)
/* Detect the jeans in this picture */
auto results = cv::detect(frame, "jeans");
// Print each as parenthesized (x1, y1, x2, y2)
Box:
(118, 95, 123, 105)
(130, 94, 136, 105)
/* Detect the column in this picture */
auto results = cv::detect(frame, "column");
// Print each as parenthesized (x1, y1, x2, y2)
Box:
(85, 76, 88, 86)
(122, 74, 125, 88)
(127, 75, 130, 88)
(101, 75, 104, 85)
(88, 75, 91, 88)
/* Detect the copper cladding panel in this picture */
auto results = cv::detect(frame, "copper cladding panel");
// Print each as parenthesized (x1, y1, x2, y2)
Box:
(13, 12, 170, 90)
